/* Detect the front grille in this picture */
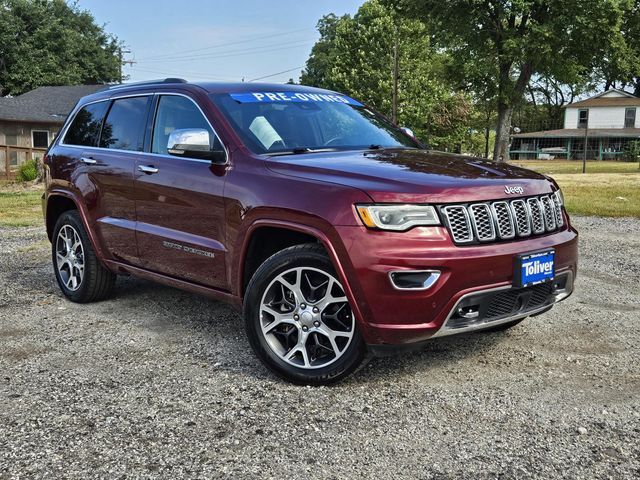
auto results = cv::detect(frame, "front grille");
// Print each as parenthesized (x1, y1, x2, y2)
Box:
(441, 193, 564, 245)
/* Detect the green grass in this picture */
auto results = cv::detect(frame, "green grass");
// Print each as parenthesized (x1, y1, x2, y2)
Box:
(0, 190, 43, 227)
(510, 161, 640, 218)
(510, 160, 639, 174)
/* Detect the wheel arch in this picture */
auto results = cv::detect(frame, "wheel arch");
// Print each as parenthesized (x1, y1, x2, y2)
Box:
(237, 219, 372, 345)
(46, 193, 78, 240)
(45, 190, 107, 264)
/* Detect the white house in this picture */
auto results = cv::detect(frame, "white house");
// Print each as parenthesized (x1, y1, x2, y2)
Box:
(511, 89, 640, 160)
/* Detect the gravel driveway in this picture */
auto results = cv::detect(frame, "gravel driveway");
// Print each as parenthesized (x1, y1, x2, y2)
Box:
(1, 216, 638, 479)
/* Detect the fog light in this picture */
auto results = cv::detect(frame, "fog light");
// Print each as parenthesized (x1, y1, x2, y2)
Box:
(388, 270, 441, 290)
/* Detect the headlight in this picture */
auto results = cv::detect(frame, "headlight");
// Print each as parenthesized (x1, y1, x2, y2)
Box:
(356, 204, 441, 231)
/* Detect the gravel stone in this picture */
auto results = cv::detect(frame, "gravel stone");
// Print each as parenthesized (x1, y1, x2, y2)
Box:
(0, 216, 639, 479)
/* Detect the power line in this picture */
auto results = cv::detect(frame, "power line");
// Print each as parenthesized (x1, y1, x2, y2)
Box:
(248, 66, 305, 82)
(136, 27, 315, 61)
(137, 40, 313, 64)
(130, 66, 241, 81)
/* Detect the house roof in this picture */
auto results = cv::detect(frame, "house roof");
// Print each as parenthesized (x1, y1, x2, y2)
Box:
(513, 128, 640, 139)
(0, 85, 106, 124)
(563, 88, 640, 108)
(564, 97, 640, 108)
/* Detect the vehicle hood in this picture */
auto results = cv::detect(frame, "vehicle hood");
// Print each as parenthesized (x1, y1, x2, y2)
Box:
(265, 149, 556, 203)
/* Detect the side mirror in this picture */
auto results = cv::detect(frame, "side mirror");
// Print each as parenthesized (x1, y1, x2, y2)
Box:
(167, 128, 226, 164)
(400, 126, 416, 139)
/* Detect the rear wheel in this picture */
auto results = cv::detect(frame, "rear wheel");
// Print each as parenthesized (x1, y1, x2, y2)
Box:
(52, 211, 115, 303)
(244, 244, 365, 385)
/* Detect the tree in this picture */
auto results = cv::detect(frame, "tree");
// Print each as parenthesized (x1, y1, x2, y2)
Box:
(592, 1, 640, 94)
(0, 0, 121, 96)
(301, 0, 474, 152)
(387, 0, 638, 161)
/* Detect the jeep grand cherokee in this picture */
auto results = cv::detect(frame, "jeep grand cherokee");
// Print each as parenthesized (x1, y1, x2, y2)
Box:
(42, 79, 578, 384)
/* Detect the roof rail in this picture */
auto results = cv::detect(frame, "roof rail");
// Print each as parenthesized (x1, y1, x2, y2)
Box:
(107, 78, 188, 90)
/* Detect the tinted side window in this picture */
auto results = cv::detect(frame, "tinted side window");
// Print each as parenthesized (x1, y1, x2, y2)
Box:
(100, 96, 150, 151)
(64, 101, 108, 146)
(152, 95, 215, 155)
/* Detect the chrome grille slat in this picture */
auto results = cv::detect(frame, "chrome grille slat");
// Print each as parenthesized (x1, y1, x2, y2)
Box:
(552, 192, 564, 227)
(468, 204, 496, 241)
(442, 205, 473, 244)
(527, 198, 545, 234)
(540, 195, 556, 231)
(442, 194, 564, 245)
(491, 201, 515, 239)
(510, 199, 531, 236)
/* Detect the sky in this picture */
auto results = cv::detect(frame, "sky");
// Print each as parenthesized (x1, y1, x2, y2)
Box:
(77, 0, 363, 84)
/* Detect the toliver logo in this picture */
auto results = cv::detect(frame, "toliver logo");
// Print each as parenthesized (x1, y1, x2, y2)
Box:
(521, 260, 553, 276)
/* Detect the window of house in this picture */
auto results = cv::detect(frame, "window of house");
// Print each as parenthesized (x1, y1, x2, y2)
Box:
(151, 95, 216, 155)
(100, 96, 150, 151)
(64, 101, 109, 147)
(577, 109, 589, 128)
(625, 107, 636, 128)
(5, 133, 18, 146)
(32, 130, 49, 149)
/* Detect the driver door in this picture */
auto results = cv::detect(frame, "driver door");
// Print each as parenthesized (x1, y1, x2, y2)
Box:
(134, 94, 229, 289)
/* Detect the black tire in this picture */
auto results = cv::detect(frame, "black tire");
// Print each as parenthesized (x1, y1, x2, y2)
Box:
(244, 243, 366, 385)
(52, 210, 116, 303)
(482, 318, 524, 333)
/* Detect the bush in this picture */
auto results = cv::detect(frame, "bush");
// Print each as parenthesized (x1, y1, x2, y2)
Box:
(16, 159, 38, 182)
(623, 140, 640, 162)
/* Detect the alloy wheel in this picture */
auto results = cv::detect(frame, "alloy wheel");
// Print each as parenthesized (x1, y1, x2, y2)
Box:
(55, 225, 85, 291)
(259, 267, 355, 369)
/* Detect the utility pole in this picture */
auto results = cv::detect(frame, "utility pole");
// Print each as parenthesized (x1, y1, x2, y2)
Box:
(582, 119, 588, 174)
(392, 25, 399, 124)
(117, 47, 136, 84)
(484, 107, 491, 159)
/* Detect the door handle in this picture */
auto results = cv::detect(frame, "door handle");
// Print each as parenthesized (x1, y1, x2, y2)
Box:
(80, 157, 97, 165)
(138, 165, 159, 174)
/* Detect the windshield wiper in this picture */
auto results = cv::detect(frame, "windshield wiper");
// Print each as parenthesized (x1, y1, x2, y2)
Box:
(265, 147, 338, 157)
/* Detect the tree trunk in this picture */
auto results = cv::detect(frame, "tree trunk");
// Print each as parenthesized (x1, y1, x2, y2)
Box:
(493, 104, 513, 162)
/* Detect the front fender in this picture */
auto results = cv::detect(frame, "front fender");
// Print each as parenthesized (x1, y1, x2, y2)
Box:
(233, 217, 376, 343)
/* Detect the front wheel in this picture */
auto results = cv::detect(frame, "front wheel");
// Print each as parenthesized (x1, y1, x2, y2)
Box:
(244, 244, 366, 385)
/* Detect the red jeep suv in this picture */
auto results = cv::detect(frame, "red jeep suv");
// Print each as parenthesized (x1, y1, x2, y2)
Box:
(43, 79, 578, 384)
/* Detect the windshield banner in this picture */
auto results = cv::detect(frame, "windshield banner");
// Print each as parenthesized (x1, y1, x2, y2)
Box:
(229, 92, 363, 106)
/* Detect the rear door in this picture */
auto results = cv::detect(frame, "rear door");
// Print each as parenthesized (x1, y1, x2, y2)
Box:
(133, 93, 229, 289)
(60, 96, 150, 265)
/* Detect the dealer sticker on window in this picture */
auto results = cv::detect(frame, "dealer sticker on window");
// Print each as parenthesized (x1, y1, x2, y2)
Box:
(514, 249, 555, 287)
(229, 91, 363, 106)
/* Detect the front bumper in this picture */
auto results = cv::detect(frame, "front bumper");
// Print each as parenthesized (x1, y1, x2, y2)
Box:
(334, 222, 578, 345)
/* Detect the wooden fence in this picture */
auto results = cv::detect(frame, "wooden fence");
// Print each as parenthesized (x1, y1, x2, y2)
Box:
(0, 144, 48, 179)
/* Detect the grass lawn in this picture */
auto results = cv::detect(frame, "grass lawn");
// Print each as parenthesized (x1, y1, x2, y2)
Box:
(510, 161, 640, 218)
(0, 189, 43, 227)
(510, 160, 639, 175)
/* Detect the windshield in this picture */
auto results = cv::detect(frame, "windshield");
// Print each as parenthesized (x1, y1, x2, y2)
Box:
(210, 91, 420, 155)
